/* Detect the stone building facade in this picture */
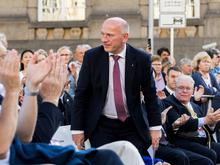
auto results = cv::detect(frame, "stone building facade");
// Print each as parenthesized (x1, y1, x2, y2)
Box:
(0, 0, 220, 61)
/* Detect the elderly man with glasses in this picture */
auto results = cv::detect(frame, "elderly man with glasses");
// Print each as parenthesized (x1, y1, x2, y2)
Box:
(162, 75, 220, 165)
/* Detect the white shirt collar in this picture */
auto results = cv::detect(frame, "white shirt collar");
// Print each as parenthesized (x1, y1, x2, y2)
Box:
(165, 85, 174, 95)
(181, 102, 191, 107)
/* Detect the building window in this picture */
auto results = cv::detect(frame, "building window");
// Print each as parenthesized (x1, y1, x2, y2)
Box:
(154, 0, 200, 19)
(38, 0, 86, 22)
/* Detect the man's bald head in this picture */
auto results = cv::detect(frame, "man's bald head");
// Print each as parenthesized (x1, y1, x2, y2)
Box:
(103, 17, 129, 34)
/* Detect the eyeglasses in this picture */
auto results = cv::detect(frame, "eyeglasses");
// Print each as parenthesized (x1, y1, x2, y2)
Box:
(200, 60, 211, 63)
(60, 54, 70, 57)
(152, 63, 162, 66)
(176, 86, 192, 91)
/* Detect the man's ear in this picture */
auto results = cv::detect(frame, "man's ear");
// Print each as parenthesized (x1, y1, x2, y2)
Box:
(165, 74, 168, 82)
(122, 33, 129, 43)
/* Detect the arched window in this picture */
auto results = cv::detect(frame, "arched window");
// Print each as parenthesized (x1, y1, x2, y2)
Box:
(38, 0, 86, 21)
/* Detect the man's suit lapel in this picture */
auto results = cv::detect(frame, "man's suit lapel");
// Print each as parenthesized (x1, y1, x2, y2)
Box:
(191, 103, 203, 117)
(125, 45, 136, 97)
(101, 52, 109, 98)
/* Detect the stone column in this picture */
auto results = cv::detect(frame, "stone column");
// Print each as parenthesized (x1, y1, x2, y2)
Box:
(208, 0, 220, 10)
(204, 0, 220, 37)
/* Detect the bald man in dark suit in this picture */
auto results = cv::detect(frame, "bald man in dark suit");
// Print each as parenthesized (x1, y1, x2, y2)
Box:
(71, 17, 161, 155)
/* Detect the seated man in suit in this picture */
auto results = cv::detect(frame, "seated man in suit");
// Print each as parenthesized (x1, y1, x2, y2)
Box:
(0, 48, 123, 165)
(163, 74, 220, 165)
(156, 106, 214, 165)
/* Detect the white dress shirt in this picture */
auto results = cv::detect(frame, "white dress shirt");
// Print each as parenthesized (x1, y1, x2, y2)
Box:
(165, 86, 174, 95)
(102, 45, 129, 119)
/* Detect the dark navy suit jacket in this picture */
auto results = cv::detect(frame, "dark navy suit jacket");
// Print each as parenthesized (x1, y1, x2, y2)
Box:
(162, 95, 210, 144)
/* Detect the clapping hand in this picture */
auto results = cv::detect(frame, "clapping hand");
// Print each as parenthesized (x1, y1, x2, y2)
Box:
(0, 49, 20, 93)
(26, 53, 52, 92)
(156, 91, 166, 100)
(39, 51, 68, 106)
(172, 114, 190, 129)
(161, 106, 172, 124)
(194, 85, 204, 101)
(205, 108, 220, 126)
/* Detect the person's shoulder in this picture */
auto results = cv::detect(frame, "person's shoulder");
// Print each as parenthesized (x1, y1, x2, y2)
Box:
(163, 94, 177, 105)
(127, 44, 149, 56)
(191, 72, 201, 80)
(85, 45, 104, 56)
(160, 95, 173, 109)
(191, 101, 200, 109)
(126, 44, 151, 61)
(83, 46, 106, 62)
(191, 71, 200, 77)
(209, 72, 216, 79)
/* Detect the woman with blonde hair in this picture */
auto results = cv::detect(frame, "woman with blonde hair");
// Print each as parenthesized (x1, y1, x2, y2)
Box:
(191, 51, 220, 114)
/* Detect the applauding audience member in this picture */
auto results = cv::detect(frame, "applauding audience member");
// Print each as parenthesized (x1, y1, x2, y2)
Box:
(0, 48, 123, 165)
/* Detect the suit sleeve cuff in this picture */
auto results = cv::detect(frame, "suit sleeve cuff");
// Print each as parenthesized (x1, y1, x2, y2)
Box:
(71, 130, 84, 135)
(198, 117, 205, 127)
(149, 126, 162, 130)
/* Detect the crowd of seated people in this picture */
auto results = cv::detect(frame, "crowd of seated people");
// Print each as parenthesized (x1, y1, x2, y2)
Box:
(151, 46, 220, 165)
(2, 25, 220, 165)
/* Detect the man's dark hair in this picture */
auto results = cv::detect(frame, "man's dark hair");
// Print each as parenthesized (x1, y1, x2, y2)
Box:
(167, 66, 181, 76)
(205, 49, 218, 59)
(157, 47, 170, 56)
(20, 49, 34, 71)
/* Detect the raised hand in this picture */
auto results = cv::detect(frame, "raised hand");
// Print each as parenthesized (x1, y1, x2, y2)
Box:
(161, 106, 172, 124)
(0, 49, 20, 156)
(26, 53, 52, 91)
(0, 49, 20, 93)
(207, 107, 214, 115)
(39, 54, 68, 106)
(205, 108, 220, 126)
(194, 85, 204, 101)
(156, 90, 166, 100)
(150, 129, 161, 151)
(69, 62, 77, 78)
(172, 114, 190, 129)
